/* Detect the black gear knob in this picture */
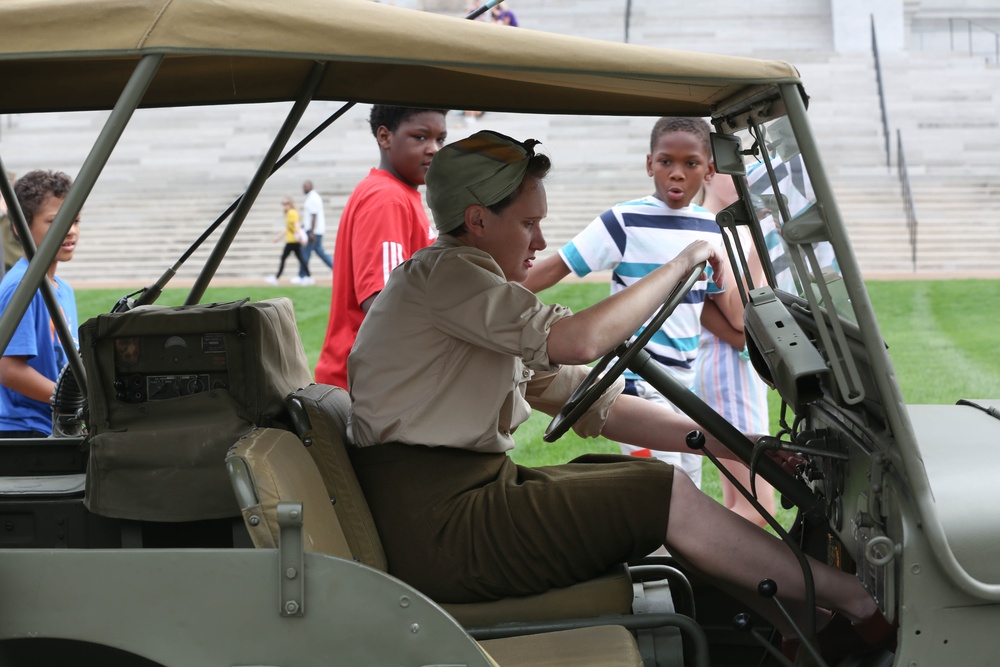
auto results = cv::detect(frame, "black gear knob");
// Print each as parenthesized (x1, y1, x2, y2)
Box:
(733, 612, 753, 632)
(757, 578, 778, 598)
(685, 430, 706, 450)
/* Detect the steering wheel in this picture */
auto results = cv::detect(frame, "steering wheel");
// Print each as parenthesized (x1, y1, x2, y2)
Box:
(543, 263, 707, 442)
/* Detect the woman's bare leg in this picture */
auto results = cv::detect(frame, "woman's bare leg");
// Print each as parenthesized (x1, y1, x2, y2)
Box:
(664, 472, 877, 626)
(667, 548, 832, 639)
(719, 459, 776, 528)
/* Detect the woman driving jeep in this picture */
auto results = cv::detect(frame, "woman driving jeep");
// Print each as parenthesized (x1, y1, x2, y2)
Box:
(347, 130, 893, 659)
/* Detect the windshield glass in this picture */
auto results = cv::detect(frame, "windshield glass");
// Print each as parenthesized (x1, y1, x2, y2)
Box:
(732, 117, 856, 325)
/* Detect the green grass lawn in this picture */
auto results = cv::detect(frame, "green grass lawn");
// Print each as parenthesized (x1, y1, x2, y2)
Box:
(76, 279, 1000, 523)
(864, 280, 1000, 402)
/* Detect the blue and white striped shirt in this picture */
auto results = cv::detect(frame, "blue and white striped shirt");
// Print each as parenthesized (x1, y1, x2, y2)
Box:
(747, 155, 837, 294)
(558, 195, 724, 387)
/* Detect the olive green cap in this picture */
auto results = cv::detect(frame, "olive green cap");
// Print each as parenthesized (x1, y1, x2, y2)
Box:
(425, 130, 540, 234)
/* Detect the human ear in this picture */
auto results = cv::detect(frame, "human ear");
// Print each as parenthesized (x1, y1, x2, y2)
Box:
(646, 154, 653, 177)
(376, 125, 393, 151)
(464, 205, 487, 238)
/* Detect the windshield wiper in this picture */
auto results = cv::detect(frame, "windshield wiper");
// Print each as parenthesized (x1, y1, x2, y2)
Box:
(956, 399, 1000, 421)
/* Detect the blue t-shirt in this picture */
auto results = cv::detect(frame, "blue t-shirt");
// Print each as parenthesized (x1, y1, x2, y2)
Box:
(0, 259, 78, 434)
(558, 195, 723, 387)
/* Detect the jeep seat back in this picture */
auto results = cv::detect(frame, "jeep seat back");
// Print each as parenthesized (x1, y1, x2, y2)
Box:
(284, 383, 387, 570)
(226, 427, 351, 556)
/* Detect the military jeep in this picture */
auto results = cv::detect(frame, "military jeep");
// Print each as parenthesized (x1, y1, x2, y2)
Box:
(1, 1, 997, 665)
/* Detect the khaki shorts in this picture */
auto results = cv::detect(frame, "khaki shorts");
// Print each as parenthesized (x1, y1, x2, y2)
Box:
(351, 442, 673, 603)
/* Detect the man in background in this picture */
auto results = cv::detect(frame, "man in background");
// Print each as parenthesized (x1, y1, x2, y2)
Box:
(297, 180, 333, 285)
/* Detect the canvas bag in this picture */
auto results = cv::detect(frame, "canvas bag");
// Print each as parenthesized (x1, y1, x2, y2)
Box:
(80, 298, 312, 521)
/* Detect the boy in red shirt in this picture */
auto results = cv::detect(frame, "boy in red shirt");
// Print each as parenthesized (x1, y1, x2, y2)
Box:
(314, 106, 447, 389)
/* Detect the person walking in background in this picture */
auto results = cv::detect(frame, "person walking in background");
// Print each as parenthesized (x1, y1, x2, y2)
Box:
(0, 170, 79, 438)
(265, 197, 311, 286)
(314, 105, 446, 389)
(491, 3, 518, 26)
(522, 117, 742, 489)
(694, 172, 777, 527)
(298, 179, 333, 285)
(1, 171, 25, 275)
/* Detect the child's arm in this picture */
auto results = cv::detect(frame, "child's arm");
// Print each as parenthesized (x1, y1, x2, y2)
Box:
(701, 298, 744, 350)
(0, 356, 56, 403)
(709, 260, 744, 332)
(520, 253, 571, 293)
(548, 241, 725, 365)
(707, 227, 767, 333)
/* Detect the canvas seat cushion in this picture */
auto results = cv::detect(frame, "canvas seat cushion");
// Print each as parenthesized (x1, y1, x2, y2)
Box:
(351, 441, 673, 604)
(443, 564, 633, 626)
(479, 625, 643, 667)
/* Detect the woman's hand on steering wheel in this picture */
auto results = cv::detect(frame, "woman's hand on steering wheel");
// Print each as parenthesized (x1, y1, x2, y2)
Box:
(543, 262, 707, 442)
(679, 239, 727, 292)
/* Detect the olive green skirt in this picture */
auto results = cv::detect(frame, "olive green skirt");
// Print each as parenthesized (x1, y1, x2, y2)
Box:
(350, 442, 673, 604)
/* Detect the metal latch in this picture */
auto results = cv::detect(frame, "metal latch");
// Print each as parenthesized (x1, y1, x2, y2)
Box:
(277, 501, 305, 617)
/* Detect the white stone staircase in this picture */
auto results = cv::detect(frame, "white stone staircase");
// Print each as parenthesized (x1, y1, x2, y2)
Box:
(1, 0, 997, 285)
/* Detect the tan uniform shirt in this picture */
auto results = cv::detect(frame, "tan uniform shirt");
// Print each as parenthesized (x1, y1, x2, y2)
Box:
(349, 236, 623, 452)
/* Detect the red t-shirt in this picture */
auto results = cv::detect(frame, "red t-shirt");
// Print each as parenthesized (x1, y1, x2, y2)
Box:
(315, 169, 434, 389)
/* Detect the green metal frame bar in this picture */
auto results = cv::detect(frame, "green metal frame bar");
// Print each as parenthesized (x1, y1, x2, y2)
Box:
(0, 54, 163, 394)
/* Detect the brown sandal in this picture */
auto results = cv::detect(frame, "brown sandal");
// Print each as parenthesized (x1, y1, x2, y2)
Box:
(780, 610, 897, 666)
(851, 608, 898, 652)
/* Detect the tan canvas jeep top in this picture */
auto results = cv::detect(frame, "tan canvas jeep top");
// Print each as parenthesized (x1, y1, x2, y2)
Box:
(0, 0, 798, 115)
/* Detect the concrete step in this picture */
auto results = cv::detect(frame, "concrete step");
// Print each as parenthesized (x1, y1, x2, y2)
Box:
(4, 0, 1000, 283)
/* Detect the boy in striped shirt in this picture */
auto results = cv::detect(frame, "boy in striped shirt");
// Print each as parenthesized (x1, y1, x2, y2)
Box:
(522, 117, 742, 487)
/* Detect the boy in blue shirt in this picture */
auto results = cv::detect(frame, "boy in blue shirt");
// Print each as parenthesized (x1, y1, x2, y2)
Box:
(0, 170, 79, 438)
(522, 117, 742, 487)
